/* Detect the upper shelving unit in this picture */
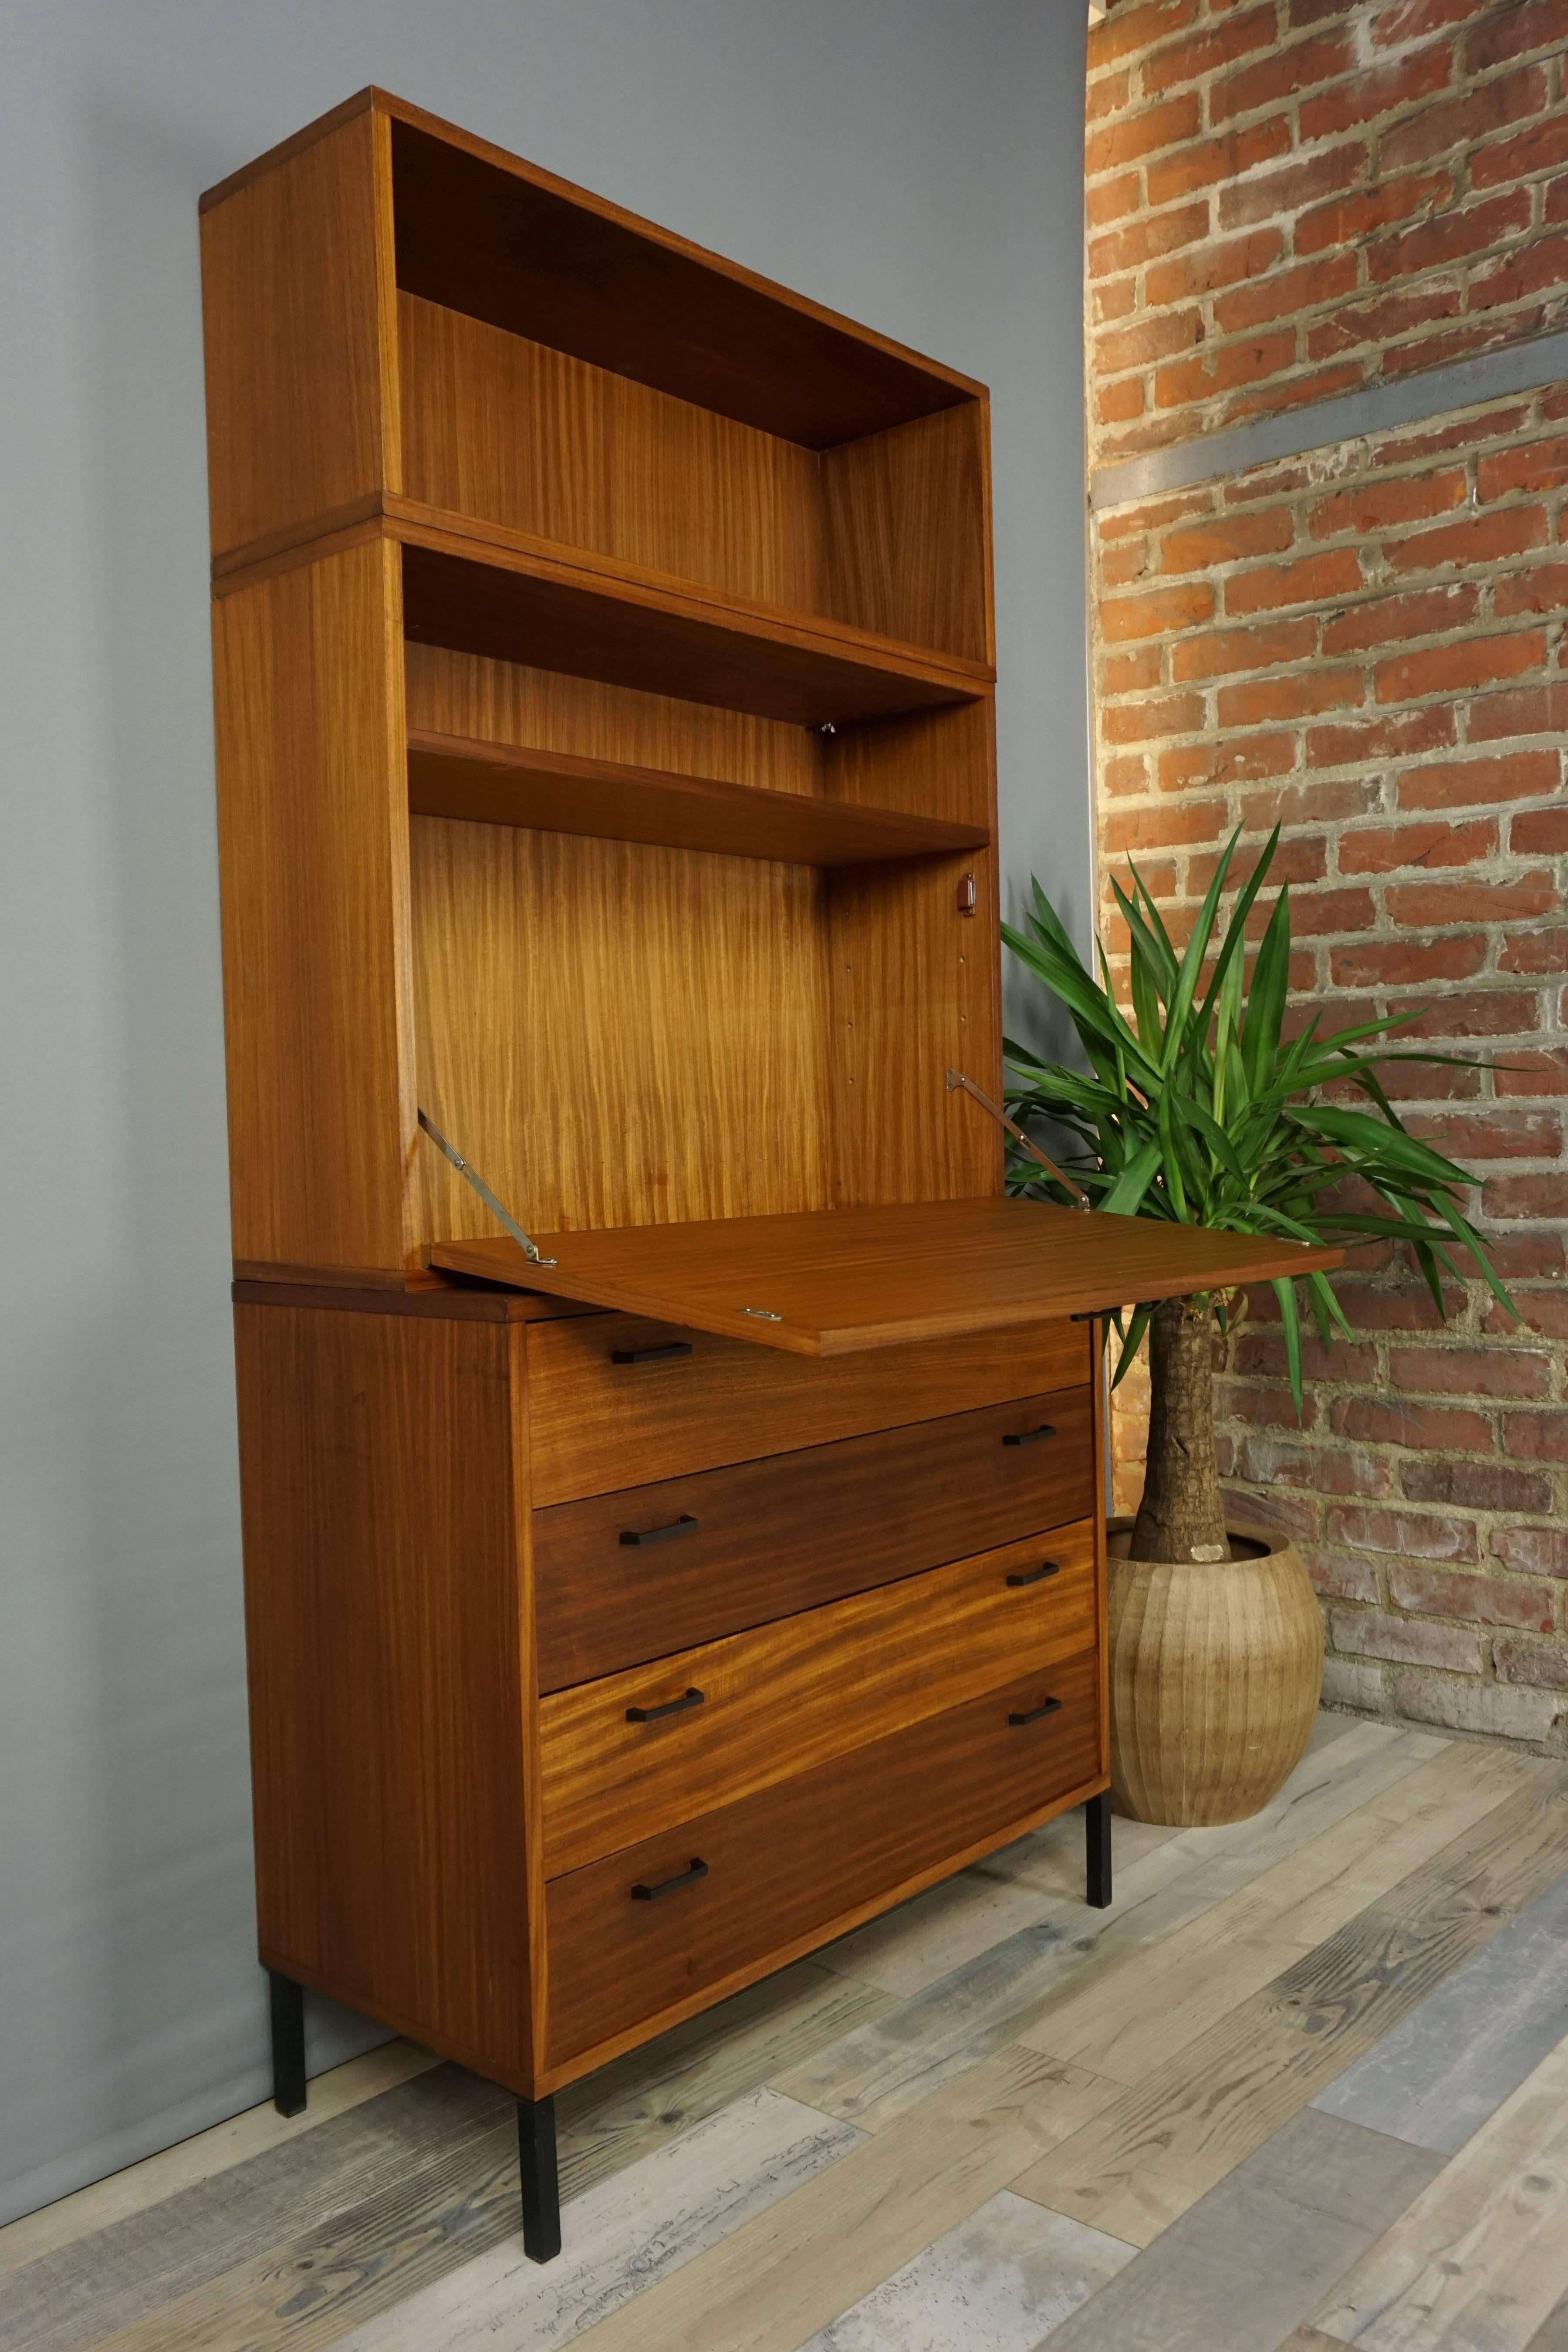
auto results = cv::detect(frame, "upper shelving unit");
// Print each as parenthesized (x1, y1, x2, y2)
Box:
(199, 90, 1008, 1280)
(203, 90, 995, 687)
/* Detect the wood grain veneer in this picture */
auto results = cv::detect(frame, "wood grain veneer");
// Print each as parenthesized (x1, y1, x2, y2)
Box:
(404, 640, 821, 796)
(539, 1522, 1097, 1876)
(230, 1277, 595, 1322)
(525, 1311, 1091, 1504)
(545, 1646, 1100, 2065)
(533, 1386, 1094, 1690)
(409, 818, 835, 1245)
(399, 291, 989, 663)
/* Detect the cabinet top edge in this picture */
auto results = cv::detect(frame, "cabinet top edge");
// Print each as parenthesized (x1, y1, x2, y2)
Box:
(198, 86, 379, 212)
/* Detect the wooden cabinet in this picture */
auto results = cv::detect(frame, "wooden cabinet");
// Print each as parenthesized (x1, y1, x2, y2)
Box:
(204, 89, 1339, 2261)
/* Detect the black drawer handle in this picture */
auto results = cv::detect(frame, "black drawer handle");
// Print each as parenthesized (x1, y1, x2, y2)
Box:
(1003, 1423, 1058, 1448)
(620, 1514, 699, 1547)
(626, 1686, 706, 1724)
(611, 1341, 693, 1365)
(631, 1857, 709, 1902)
(1009, 1697, 1063, 1727)
(1006, 1559, 1062, 1588)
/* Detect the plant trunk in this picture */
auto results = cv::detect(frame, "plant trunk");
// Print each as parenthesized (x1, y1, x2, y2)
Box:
(1129, 1296, 1232, 1566)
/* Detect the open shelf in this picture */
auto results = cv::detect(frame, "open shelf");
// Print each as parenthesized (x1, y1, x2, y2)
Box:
(395, 288, 990, 664)
(406, 730, 989, 865)
(429, 1200, 1344, 1358)
(388, 109, 979, 448)
(395, 507, 993, 728)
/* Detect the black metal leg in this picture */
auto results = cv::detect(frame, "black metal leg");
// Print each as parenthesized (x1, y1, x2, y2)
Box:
(1085, 1791, 1112, 1910)
(269, 1971, 307, 2117)
(518, 2095, 561, 2263)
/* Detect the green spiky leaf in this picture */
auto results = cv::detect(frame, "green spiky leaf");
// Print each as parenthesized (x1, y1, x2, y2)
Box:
(1001, 824, 1518, 1391)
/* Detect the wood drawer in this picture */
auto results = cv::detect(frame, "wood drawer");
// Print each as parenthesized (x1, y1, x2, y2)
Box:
(527, 1311, 1090, 1505)
(539, 1521, 1096, 1876)
(546, 1645, 1101, 2066)
(534, 1385, 1093, 1690)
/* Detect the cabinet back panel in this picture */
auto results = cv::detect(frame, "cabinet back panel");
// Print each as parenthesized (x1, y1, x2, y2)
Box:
(400, 292, 825, 615)
(412, 816, 833, 1243)
(406, 642, 821, 798)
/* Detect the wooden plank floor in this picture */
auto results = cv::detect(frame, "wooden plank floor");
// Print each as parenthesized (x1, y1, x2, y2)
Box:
(3, 1717, 1566, 2352)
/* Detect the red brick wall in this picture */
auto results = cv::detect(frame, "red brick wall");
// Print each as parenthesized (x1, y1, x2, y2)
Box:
(1086, 3, 1568, 1748)
(1088, 0, 1568, 464)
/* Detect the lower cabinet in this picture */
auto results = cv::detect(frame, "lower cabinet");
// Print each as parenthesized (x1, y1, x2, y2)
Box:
(237, 1293, 1107, 2131)
(546, 1646, 1101, 2065)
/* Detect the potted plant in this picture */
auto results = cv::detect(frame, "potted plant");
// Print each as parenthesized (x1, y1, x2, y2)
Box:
(1004, 825, 1515, 1826)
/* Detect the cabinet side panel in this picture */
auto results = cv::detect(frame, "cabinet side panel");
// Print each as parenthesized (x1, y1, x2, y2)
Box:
(825, 700, 1002, 1204)
(820, 404, 990, 663)
(200, 107, 398, 559)
(213, 537, 415, 1274)
(236, 1304, 536, 2087)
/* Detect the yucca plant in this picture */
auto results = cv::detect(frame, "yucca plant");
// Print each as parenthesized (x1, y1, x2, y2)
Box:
(1004, 825, 1516, 1568)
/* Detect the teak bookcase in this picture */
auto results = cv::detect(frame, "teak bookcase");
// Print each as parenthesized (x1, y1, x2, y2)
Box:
(200, 88, 1339, 2260)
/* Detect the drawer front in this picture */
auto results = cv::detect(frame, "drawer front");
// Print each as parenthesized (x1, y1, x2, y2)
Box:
(540, 1520, 1097, 1877)
(535, 1386, 1094, 1690)
(546, 1645, 1101, 2065)
(527, 1311, 1091, 1506)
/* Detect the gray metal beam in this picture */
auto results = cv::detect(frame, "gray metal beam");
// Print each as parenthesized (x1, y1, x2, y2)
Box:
(1089, 328, 1568, 512)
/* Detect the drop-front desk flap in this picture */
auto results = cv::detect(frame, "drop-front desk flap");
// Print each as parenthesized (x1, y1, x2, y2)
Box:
(429, 1195, 1343, 1357)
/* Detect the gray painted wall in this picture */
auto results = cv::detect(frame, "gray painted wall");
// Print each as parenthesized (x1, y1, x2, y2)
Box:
(0, 0, 1088, 2222)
